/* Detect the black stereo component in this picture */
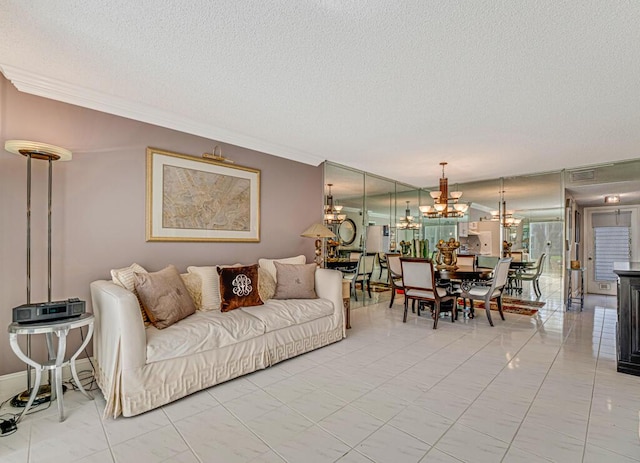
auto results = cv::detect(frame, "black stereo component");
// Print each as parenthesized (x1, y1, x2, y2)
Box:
(12, 298, 86, 324)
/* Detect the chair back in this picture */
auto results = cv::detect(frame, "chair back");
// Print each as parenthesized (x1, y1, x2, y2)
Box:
(477, 255, 499, 269)
(533, 253, 546, 276)
(358, 254, 376, 276)
(387, 254, 402, 278)
(456, 255, 476, 269)
(492, 258, 513, 291)
(400, 258, 436, 292)
(510, 251, 523, 262)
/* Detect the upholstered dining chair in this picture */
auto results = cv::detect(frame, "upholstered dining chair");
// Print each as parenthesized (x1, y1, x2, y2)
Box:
(343, 253, 375, 301)
(386, 253, 403, 308)
(460, 257, 512, 326)
(510, 253, 546, 297)
(400, 258, 458, 329)
(456, 255, 476, 269)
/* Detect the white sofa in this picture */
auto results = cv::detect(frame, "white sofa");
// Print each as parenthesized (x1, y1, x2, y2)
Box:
(90, 267, 344, 417)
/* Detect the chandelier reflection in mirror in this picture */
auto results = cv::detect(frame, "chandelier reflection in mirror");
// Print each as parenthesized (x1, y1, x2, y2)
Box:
(324, 184, 346, 225)
(420, 162, 469, 219)
(397, 201, 420, 230)
(488, 190, 522, 228)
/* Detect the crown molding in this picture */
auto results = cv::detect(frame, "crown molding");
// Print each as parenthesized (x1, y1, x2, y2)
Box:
(0, 64, 323, 166)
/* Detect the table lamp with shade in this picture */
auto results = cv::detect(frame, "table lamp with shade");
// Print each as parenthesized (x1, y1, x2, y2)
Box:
(301, 223, 336, 267)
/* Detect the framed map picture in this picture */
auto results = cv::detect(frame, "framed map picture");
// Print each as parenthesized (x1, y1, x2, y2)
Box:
(146, 147, 260, 242)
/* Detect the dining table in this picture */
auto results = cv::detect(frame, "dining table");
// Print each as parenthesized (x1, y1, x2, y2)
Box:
(325, 259, 358, 272)
(436, 265, 493, 291)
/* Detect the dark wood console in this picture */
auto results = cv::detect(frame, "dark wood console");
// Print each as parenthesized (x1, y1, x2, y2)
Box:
(613, 262, 640, 376)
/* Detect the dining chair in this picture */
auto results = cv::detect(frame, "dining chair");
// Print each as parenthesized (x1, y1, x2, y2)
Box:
(400, 258, 458, 329)
(456, 255, 476, 269)
(460, 257, 512, 326)
(386, 253, 403, 308)
(376, 252, 390, 279)
(510, 253, 546, 297)
(343, 253, 375, 301)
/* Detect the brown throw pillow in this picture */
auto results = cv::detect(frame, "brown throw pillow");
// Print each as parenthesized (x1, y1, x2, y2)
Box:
(273, 262, 318, 299)
(134, 265, 196, 329)
(217, 264, 264, 312)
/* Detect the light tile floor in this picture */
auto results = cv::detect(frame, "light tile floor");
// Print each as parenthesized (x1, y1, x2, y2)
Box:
(1, 275, 639, 462)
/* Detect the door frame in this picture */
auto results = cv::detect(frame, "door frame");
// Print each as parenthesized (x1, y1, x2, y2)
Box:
(584, 205, 639, 295)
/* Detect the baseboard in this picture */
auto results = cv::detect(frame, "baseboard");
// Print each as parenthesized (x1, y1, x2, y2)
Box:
(0, 358, 94, 404)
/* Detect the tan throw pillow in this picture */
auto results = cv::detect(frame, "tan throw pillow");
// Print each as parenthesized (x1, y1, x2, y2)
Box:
(217, 264, 264, 312)
(258, 267, 276, 301)
(180, 272, 202, 309)
(111, 263, 150, 325)
(134, 265, 196, 329)
(258, 255, 306, 283)
(273, 262, 318, 299)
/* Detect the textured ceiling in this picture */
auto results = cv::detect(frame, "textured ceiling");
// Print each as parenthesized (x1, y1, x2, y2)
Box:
(1, 1, 639, 188)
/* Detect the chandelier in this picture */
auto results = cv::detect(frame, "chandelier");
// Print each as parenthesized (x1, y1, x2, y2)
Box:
(324, 184, 346, 224)
(420, 162, 469, 219)
(396, 201, 420, 230)
(489, 191, 522, 228)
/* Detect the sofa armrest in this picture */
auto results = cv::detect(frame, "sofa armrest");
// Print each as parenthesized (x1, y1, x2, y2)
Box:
(90, 280, 146, 372)
(314, 268, 345, 335)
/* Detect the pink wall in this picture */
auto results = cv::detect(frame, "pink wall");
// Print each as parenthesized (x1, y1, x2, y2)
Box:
(0, 76, 323, 376)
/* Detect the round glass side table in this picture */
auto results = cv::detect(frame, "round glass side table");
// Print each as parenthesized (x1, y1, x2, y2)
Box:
(7, 313, 95, 422)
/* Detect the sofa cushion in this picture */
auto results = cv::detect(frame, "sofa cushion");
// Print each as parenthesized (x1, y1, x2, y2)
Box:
(240, 298, 334, 332)
(258, 255, 306, 283)
(273, 262, 317, 299)
(111, 263, 150, 325)
(134, 265, 196, 329)
(145, 310, 266, 363)
(218, 264, 264, 312)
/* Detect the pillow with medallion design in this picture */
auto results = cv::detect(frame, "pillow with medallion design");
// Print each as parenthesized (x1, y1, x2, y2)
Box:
(217, 264, 264, 312)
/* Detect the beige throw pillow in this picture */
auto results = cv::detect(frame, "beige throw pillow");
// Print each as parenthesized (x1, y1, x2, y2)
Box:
(258, 255, 306, 283)
(258, 267, 276, 301)
(273, 262, 318, 299)
(111, 263, 150, 325)
(180, 272, 202, 309)
(134, 265, 196, 329)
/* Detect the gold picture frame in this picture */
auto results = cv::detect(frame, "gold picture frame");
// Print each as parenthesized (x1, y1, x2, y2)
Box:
(146, 147, 260, 242)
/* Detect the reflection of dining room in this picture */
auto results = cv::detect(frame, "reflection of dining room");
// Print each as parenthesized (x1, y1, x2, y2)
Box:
(323, 161, 568, 312)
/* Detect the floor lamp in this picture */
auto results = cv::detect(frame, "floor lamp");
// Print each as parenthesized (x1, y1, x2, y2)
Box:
(301, 223, 336, 267)
(5, 140, 72, 406)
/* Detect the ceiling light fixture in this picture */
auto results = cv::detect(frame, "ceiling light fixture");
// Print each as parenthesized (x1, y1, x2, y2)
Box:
(604, 195, 620, 204)
(324, 184, 346, 224)
(488, 190, 521, 228)
(396, 201, 420, 230)
(420, 162, 468, 219)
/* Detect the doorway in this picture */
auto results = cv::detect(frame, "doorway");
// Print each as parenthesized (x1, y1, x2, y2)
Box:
(584, 207, 639, 295)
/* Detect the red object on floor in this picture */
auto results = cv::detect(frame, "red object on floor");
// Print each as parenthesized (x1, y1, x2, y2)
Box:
(396, 289, 404, 294)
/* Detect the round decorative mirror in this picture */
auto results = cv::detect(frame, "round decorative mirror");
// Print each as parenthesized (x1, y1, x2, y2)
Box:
(338, 218, 357, 245)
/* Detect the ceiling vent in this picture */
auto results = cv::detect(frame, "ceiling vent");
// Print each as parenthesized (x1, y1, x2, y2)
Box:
(570, 169, 596, 182)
